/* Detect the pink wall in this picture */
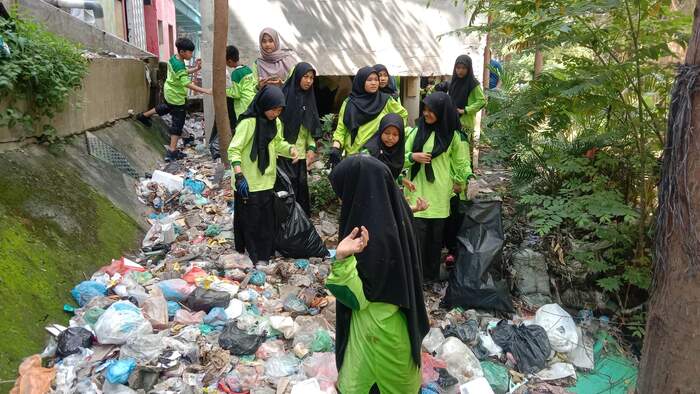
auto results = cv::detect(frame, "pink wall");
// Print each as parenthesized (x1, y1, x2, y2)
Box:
(144, 0, 177, 61)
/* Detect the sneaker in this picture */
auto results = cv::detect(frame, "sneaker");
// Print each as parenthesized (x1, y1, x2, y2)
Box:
(136, 113, 152, 127)
(164, 149, 184, 161)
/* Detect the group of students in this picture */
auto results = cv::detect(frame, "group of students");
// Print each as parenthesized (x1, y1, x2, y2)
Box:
(137, 28, 487, 393)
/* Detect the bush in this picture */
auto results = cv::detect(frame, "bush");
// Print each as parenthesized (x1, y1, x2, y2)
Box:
(309, 171, 336, 215)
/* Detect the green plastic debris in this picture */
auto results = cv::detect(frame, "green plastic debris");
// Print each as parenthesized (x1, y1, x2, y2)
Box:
(481, 360, 510, 394)
(199, 323, 215, 335)
(128, 271, 153, 285)
(205, 224, 222, 237)
(570, 332, 638, 393)
(63, 304, 76, 314)
(311, 330, 333, 352)
(83, 307, 106, 327)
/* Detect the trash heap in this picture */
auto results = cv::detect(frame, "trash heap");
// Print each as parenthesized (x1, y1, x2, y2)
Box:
(9, 115, 638, 394)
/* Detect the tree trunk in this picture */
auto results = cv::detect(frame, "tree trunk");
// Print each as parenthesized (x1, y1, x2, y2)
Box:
(637, 1, 700, 391)
(212, 0, 231, 166)
(534, 48, 544, 77)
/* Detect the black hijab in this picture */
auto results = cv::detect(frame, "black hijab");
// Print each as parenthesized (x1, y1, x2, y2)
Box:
(329, 155, 429, 370)
(238, 85, 286, 174)
(280, 62, 321, 143)
(410, 91, 459, 182)
(363, 113, 405, 180)
(448, 55, 480, 109)
(343, 66, 390, 144)
(373, 64, 399, 99)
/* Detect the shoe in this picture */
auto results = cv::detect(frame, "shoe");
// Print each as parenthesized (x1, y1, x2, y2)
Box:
(174, 150, 187, 159)
(164, 149, 184, 161)
(136, 113, 152, 127)
(182, 136, 196, 147)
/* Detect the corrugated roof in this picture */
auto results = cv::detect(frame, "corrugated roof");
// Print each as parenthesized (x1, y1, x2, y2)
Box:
(218, 0, 485, 76)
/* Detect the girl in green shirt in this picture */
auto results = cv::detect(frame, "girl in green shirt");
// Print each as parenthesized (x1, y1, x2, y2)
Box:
(374, 64, 400, 101)
(330, 66, 408, 165)
(404, 92, 469, 282)
(227, 85, 298, 266)
(328, 155, 429, 394)
(279, 62, 321, 215)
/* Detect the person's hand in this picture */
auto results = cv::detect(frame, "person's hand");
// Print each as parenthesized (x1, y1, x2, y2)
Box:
(335, 226, 369, 260)
(306, 150, 317, 168)
(412, 197, 429, 213)
(402, 178, 416, 192)
(203, 88, 213, 95)
(412, 152, 432, 164)
(194, 59, 202, 70)
(328, 147, 342, 168)
(290, 147, 299, 163)
(453, 183, 463, 194)
(234, 173, 249, 198)
(258, 78, 269, 89)
(467, 178, 479, 200)
(457, 108, 465, 115)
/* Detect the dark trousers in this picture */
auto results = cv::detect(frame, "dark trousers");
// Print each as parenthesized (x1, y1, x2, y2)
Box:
(444, 195, 464, 256)
(413, 217, 446, 282)
(278, 157, 311, 216)
(155, 102, 186, 136)
(210, 97, 237, 144)
(233, 189, 275, 262)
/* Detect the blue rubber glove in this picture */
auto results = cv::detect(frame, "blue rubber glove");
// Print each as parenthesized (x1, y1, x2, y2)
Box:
(235, 173, 249, 198)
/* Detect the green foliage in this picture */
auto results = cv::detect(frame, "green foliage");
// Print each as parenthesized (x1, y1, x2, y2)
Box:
(309, 172, 336, 215)
(0, 12, 88, 134)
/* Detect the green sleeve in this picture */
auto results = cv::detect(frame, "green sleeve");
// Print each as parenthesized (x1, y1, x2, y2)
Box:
(464, 85, 486, 115)
(449, 132, 469, 185)
(240, 74, 257, 107)
(326, 256, 369, 311)
(228, 119, 254, 165)
(178, 70, 191, 89)
(306, 129, 316, 152)
(252, 62, 259, 88)
(273, 120, 294, 158)
(228, 79, 240, 99)
(404, 127, 417, 168)
(387, 97, 409, 124)
(332, 100, 349, 148)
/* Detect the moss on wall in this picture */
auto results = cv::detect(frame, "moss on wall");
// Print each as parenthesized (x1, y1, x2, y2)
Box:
(0, 150, 141, 387)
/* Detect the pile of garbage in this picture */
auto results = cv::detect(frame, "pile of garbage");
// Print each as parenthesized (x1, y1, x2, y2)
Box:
(9, 115, 637, 394)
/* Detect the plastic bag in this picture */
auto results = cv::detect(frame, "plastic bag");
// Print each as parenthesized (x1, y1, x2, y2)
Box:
(141, 286, 169, 329)
(95, 301, 153, 345)
(250, 270, 267, 286)
(273, 170, 328, 258)
(444, 319, 479, 346)
(184, 178, 206, 195)
(182, 267, 208, 284)
(9, 355, 55, 394)
(284, 295, 308, 314)
(120, 332, 166, 364)
(219, 322, 265, 355)
(310, 330, 333, 352)
(265, 353, 300, 378)
(57, 327, 94, 358)
(71, 281, 108, 307)
(185, 287, 231, 313)
(174, 310, 206, 325)
(436, 337, 483, 386)
(167, 301, 181, 317)
(105, 359, 136, 384)
(535, 303, 579, 353)
(302, 352, 338, 392)
(157, 279, 195, 301)
(442, 200, 514, 313)
(224, 299, 245, 320)
(255, 340, 286, 360)
(491, 320, 551, 374)
(203, 307, 229, 328)
(270, 315, 297, 339)
(421, 352, 447, 385)
(99, 258, 145, 277)
(422, 327, 446, 353)
(291, 378, 323, 394)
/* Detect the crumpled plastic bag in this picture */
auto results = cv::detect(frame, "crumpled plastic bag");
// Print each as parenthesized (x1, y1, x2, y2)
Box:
(535, 303, 579, 353)
(57, 327, 94, 358)
(421, 352, 447, 385)
(270, 315, 297, 339)
(99, 258, 146, 277)
(491, 320, 551, 374)
(302, 352, 338, 392)
(158, 279, 195, 301)
(219, 322, 265, 355)
(436, 337, 483, 385)
(10, 355, 55, 394)
(141, 286, 169, 329)
(120, 332, 167, 364)
(422, 327, 446, 353)
(255, 340, 286, 360)
(203, 307, 229, 328)
(265, 353, 300, 378)
(95, 301, 153, 345)
(185, 287, 231, 313)
(174, 310, 206, 325)
(443, 319, 479, 346)
(105, 358, 136, 384)
(71, 281, 107, 307)
(310, 330, 333, 353)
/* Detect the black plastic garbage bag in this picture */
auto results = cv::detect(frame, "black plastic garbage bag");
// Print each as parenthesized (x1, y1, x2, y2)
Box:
(185, 287, 230, 313)
(442, 199, 514, 313)
(273, 170, 328, 258)
(57, 327, 94, 358)
(219, 322, 265, 356)
(443, 319, 479, 346)
(491, 320, 551, 374)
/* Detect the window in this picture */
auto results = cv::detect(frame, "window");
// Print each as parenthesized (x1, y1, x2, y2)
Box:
(168, 24, 174, 56)
(157, 20, 163, 45)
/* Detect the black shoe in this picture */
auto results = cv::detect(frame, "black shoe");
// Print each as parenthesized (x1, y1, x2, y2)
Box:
(136, 113, 152, 127)
(165, 149, 185, 161)
(182, 136, 195, 147)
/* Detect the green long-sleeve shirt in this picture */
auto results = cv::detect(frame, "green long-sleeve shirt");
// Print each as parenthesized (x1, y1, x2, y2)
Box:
(226, 65, 257, 119)
(326, 256, 420, 394)
(452, 131, 475, 201)
(164, 55, 190, 106)
(290, 125, 317, 154)
(403, 127, 469, 219)
(227, 118, 294, 192)
(332, 98, 408, 155)
(459, 85, 486, 132)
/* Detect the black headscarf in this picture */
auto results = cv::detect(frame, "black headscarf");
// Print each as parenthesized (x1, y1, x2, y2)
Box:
(280, 62, 321, 143)
(362, 113, 405, 180)
(448, 55, 480, 109)
(343, 66, 390, 144)
(238, 85, 286, 174)
(373, 64, 399, 99)
(329, 155, 429, 370)
(410, 91, 459, 182)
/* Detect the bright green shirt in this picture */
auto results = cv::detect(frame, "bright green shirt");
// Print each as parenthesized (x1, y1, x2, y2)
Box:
(290, 125, 317, 155)
(458, 85, 486, 132)
(326, 256, 420, 394)
(333, 97, 408, 155)
(403, 127, 469, 219)
(226, 65, 257, 119)
(227, 118, 294, 192)
(452, 130, 475, 201)
(164, 55, 190, 106)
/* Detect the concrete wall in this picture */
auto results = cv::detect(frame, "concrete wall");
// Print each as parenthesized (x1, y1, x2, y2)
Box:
(0, 57, 151, 143)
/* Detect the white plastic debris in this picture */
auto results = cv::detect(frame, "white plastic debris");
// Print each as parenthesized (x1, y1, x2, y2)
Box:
(291, 378, 323, 394)
(566, 327, 595, 370)
(459, 377, 494, 394)
(422, 327, 445, 353)
(535, 362, 577, 381)
(151, 170, 184, 192)
(535, 304, 579, 353)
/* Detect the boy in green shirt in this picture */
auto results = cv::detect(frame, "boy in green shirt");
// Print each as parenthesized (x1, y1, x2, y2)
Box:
(136, 38, 212, 161)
